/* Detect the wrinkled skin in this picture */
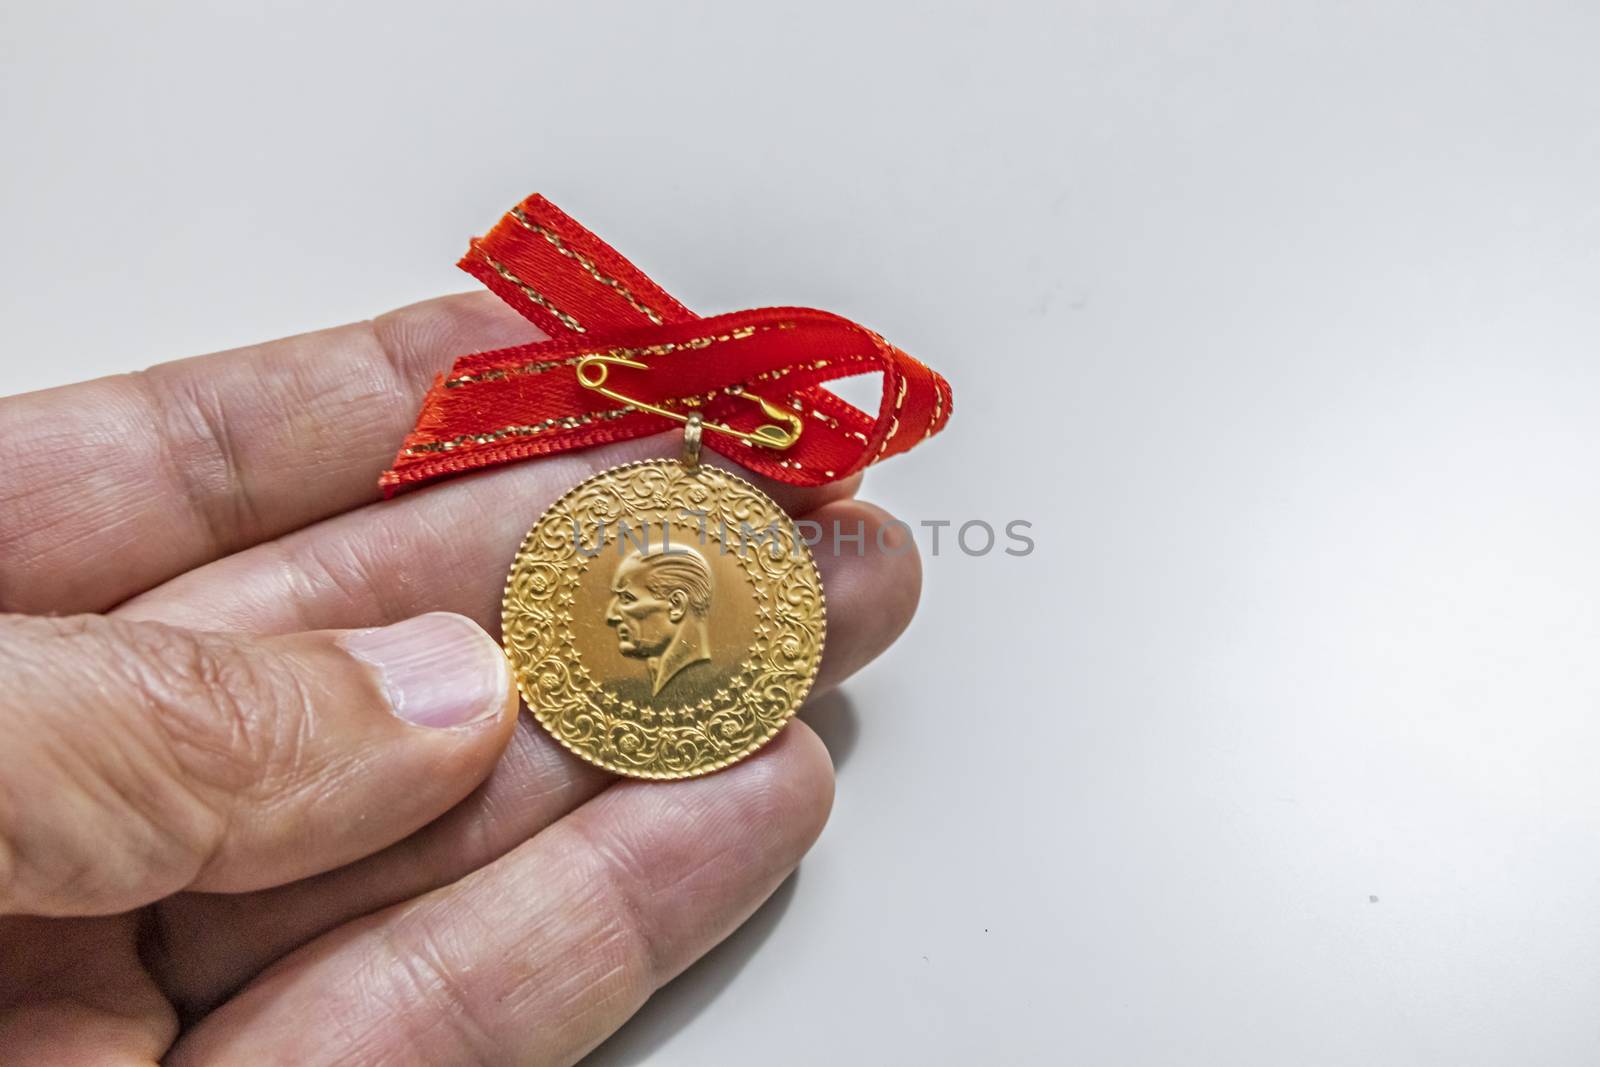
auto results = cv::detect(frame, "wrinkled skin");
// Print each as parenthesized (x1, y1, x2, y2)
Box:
(0, 292, 921, 1066)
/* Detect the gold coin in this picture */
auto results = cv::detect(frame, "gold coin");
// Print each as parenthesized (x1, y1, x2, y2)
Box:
(501, 458, 826, 779)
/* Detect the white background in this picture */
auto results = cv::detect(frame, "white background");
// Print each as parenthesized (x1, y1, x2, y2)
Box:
(4, 2, 1600, 1063)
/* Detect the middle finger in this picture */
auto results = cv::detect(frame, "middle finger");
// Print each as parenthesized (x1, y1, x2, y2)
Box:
(116, 433, 861, 635)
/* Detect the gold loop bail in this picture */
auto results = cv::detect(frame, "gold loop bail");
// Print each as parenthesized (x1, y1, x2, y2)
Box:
(682, 412, 703, 470)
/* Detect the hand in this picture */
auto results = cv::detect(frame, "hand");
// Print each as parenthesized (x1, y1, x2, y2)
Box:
(0, 293, 921, 1065)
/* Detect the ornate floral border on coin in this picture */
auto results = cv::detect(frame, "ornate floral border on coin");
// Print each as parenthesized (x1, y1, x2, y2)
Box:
(502, 460, 825, 779)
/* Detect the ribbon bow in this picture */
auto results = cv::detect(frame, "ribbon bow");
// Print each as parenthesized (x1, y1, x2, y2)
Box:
(381, 195, 953, 495)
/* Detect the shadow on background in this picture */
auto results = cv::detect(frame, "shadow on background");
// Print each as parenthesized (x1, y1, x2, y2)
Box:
(583, 690, 861, 1063)
(801, 689, 859, 771)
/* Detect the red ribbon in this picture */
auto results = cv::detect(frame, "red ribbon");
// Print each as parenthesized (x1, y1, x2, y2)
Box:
(380, 195, 953, 495)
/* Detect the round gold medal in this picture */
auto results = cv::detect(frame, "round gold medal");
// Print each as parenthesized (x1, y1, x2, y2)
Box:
(501, 446, 825, 779)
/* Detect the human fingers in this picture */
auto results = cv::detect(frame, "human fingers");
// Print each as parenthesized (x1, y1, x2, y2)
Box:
(0, 292, 536, 614)
(114, 433, 862, 636)
(0, 611, 517, 917)
(147, 498, 916, 1011)
(166, 723, 836, 1067)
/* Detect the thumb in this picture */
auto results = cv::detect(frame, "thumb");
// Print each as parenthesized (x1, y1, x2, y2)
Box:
(0, 612, 518, 917)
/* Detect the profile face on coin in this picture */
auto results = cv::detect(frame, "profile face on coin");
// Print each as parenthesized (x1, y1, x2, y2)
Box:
(502, 459, 825, 779)
(605, 544, 716, 695)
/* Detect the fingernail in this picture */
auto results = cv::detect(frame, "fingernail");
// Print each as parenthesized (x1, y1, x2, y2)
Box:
(340, 613, 511, 729)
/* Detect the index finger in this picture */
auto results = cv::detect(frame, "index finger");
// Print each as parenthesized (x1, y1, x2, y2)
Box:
(0, 293, 538, 614)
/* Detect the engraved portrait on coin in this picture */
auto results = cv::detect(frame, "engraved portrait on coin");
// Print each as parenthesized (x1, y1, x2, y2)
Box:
(502, 459, 825, 779)
(606, 544, 716, 696)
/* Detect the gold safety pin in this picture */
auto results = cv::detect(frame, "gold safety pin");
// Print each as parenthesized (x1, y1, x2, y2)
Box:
(575, 354, 802, 449)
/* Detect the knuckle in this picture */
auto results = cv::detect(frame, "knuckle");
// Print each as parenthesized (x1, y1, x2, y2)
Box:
(129, 365, 260, 554)
(0, 816, 14, 914)
(0, 617, 225, 905)
(561, 821, 664, 995)
(0, 614, 316, 909)
(380, 921, 503, 1066)
(82, 618, 310, 797)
